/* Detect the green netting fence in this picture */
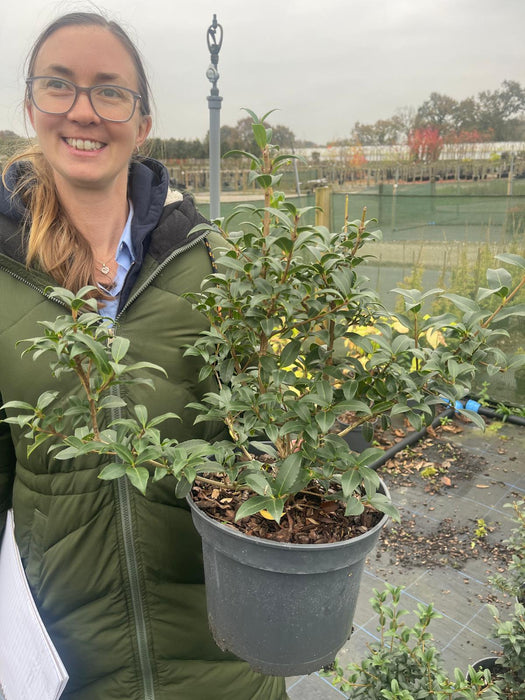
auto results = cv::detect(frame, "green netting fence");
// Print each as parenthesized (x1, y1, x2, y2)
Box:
(196, 187, 525, 406)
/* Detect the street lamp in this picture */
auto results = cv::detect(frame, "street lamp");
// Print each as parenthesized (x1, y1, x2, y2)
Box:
(206, 14, 223, 220)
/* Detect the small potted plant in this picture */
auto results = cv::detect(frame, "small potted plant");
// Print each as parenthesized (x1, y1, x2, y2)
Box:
(471, 499, 525, 698)
(3, 112, 525, 677)
(325, 583, 501, 699)
(489, 500, 525, 605)
(484, 601, 525, 699)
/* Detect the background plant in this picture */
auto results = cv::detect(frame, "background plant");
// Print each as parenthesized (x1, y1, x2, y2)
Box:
(325, 584, 500, 699)
(487, 601, 525, 699)
(489, 500, 525, 602)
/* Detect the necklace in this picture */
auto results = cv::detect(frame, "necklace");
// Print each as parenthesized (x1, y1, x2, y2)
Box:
(98, 260, 112, 276)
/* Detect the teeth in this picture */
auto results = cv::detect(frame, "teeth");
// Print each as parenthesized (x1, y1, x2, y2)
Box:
(65, 138, 104, 151)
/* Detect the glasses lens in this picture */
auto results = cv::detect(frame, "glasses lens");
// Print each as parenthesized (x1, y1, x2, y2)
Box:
(91, 85, 136, 122)
(30, 78, 138, 122)
(31, 77, 76, 114)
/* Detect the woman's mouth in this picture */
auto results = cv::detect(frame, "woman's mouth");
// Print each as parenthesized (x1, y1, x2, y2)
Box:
(63, 138, 105, 151)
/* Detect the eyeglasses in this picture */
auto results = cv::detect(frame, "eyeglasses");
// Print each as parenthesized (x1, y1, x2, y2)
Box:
(26, 76, 142, 123)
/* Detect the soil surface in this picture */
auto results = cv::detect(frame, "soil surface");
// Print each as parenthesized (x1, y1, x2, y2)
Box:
(191, 482, 383, 545)
(191, 418, 514, 565)
(376, 421, 512, 572)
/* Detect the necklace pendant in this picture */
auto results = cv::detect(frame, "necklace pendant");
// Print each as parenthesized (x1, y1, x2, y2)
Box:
(101, 263, 110, 275)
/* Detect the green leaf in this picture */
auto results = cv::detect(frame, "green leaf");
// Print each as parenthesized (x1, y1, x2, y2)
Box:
(27, 432, 53, 456)
(264, 497, 287, 523)
(244, 472, 271, 496)
(495, 252, 525, 269)
(53, 445, 85, 460)
(344, 498, 364, 517)
(36, 391, 59, 411)
(456, 408, 486, 430)
(368, 493, 400, 521)
(280, 338, 301, 368)
(274, 452, 302, 496)
(1, 400, 35, 412)
(126, 466, 150, 494)
(174, 476, 192, 498)
(98, 463, 127, 480)
(252, 123, 267, 150)
(316, 411, 335, 433)
(235, 495, 275, 521)
(98, 395, 127, 410)
(134, 404, 148, 426)
(486, 267, 512, 292)
(223, 150, 262, 167)
(110, 336, 130, 363)
(341, 469, 362, 499)
(440, 293, 479, 313)
(113, 443, 135, 464)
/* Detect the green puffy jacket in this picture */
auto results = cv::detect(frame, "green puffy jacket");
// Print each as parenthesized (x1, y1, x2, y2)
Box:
(0, 160, 287, 700)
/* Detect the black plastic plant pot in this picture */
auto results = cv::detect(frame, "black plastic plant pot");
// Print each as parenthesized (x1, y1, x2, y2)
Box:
(517, 582, 525, 605)
(467, 655, 501, 683)
(470, 656, 499, 674)
(188, 480, 390, 676)
(336, 420, 375, 453)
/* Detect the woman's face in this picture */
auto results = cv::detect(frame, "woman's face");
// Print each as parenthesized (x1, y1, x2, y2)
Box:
(27, 25, 152, 194)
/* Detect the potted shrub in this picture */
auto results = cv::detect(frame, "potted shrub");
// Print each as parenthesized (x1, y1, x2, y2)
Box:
(490, 500, 525, 605)
(485, 601, 525, 699)
(473, 499, 525, 699)
(3, 112, 525, 676)
(325, 583, 501, 699)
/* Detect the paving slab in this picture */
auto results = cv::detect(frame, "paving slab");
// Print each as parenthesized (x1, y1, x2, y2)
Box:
(286, 419, 524, 698)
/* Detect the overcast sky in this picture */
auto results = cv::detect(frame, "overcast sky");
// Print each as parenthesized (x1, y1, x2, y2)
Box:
(1, 0, 524, 145)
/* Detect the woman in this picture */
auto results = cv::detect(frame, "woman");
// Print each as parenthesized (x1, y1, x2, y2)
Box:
(0, 12, 287, 700)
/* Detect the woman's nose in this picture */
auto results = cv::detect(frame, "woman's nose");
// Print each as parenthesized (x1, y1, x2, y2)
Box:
(66, 91, 101, 124)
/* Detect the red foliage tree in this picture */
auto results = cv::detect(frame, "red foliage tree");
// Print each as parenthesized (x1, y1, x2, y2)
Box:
(407, 127, 443, 163)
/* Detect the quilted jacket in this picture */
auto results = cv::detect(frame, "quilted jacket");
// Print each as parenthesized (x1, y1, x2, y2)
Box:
(0, 157, 287, 700)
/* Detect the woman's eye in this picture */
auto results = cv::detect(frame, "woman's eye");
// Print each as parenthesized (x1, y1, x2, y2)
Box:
(45, 79, 70, 90)
(98, 86, 125, 99)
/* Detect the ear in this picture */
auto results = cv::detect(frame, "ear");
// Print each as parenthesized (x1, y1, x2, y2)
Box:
(136, 115, 152, 148)
(26, 100, 36, 131)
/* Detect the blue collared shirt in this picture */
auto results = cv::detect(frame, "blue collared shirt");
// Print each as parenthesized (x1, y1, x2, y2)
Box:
(99, 202, 135, 320)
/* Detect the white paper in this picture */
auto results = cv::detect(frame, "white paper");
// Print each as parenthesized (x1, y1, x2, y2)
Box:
(0, 510, 68, 700)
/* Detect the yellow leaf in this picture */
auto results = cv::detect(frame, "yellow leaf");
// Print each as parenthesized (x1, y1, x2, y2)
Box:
(259, 509, 275, 520)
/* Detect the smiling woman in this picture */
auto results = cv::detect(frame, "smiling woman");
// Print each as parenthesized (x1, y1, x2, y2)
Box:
(0, 11, 287, 700)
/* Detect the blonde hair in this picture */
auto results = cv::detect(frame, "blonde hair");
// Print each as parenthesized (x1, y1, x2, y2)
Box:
(4, 146, 98, 291)
(3, 11, 152, 294)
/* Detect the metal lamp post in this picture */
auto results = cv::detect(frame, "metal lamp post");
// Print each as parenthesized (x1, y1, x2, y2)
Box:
(206, 14, 223, 220)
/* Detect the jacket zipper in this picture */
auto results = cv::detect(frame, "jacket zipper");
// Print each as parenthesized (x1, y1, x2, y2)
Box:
(116, 230, 208, 322)
(111, 233, 209, 699)
(112, 388, 156, 700)
(2, 231, 211, 700)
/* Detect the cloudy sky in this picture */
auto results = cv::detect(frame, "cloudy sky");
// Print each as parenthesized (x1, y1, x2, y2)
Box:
(1, 0, 524, 145)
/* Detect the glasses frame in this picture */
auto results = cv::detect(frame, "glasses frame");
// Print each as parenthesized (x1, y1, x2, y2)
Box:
(26, 76, 143, 124)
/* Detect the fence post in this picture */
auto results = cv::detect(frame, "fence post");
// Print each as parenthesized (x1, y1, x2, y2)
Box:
(392, 167, 399, 231)
(507, 154, 514, 196)
(315, 186, 332, 229)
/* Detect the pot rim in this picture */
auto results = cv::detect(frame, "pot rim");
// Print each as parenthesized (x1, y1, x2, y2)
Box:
(187, 476, 391, 552)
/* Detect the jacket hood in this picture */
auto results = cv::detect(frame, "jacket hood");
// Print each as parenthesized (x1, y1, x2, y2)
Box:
(0, 155, 211, 314)
(0, 156, 170, 227)
(0, 156, 172, 265)
(0, 160, 29, 223)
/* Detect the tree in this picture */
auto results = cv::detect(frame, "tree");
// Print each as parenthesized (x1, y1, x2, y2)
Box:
(415, 92, 458, 134)
(351, 116, 405, 146)
(477, 80, 525, 140)
(407, 127, 443, 163)
(452, 97, 479, 133)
